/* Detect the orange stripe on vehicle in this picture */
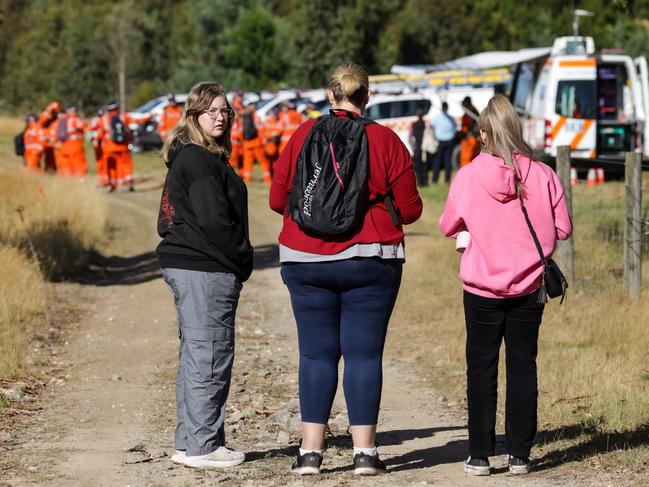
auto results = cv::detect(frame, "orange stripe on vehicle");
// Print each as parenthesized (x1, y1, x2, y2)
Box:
(570, 119, 593, 150)
(550, 116, 566, 140)
(589, 150, 596, 159)
(559, 59, 596, 67)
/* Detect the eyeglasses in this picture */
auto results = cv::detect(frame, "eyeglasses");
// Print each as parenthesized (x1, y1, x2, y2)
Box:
(204, 108, 234, 119)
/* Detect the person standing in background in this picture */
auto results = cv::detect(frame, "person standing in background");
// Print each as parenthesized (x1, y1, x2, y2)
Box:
(409, 109, 427, 186)
(39, 101, 62, 173)
(158, 93, 183, 143)
(60, 104, 87, 179)
(430, 102, 457, 184)
(22, 113, 44, 172)
(459, 96, 481, 167)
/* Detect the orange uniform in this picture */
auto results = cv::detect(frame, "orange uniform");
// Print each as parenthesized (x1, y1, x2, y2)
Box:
(158, 104, 183, 142)
(98, 110, 134, 190)
(89, 115, 108, 186)
(59, 113, 87, 178)
(459, 113, 480, 167)
(23, 121, 44, 172)
(263, 112, 282, 168)
(279, 108, 303, 154)
(241, 108, 271, 184)
(230, 113, 244, 174)
(39, 104, 61, 173)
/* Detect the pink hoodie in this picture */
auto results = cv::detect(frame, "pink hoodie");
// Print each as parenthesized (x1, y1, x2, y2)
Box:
(439, 152, 572, 298)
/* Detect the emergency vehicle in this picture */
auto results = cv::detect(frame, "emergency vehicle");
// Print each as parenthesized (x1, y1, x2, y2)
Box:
(511, 36, 649, 162)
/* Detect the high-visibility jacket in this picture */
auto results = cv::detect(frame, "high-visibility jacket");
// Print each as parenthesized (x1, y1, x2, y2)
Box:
(24, 122, 45, 154)
(231, 115, 244, 144)
(279, 109, 303, 145)
(65, 113, 86, 141)
(158, 104, 183, 141)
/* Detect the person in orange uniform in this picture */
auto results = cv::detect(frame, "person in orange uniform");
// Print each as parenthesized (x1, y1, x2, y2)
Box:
(158, 93, 183, 143)
(39, 101, 62, 173)
(459, 96, 481, 167)
(229, 92, 244, 175)
(263, 108, 282, 171)
(59, 104, 88, 179)
(278, 101, 303, 155)
(90, 108, 108, 186)
(241, 104, 271, 184)
(23, 113, 45, 172)
(99, 101, 134, 191)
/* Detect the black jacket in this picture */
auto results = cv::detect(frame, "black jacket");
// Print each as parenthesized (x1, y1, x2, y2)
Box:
(156, 143, 253, 282)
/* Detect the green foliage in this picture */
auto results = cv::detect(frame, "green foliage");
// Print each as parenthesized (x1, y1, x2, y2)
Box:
(0, 0, 647, 112)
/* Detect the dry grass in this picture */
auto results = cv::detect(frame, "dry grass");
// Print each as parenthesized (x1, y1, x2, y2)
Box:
(389, 176, 649, 449)
(0, 246, 47, 378)
(0, 125, 108, 378)
(0, 170, 107, 279)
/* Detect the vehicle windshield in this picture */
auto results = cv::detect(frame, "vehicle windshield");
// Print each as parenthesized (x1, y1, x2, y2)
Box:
(133, 98, 163, 113)
(555, 80, 596, 119)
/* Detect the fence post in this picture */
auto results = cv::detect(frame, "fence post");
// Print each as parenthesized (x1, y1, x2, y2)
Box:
(624, 152, 642, 300)
(556, 146, 575, 282)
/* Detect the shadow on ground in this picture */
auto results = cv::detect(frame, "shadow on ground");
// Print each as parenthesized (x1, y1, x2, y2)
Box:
(74, 251, 161, 286)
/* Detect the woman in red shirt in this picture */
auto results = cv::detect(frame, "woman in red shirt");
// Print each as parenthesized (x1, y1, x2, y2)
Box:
(270, 63, 422, 476)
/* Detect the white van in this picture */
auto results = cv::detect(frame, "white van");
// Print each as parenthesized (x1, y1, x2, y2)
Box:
(512, 36, 649, 160)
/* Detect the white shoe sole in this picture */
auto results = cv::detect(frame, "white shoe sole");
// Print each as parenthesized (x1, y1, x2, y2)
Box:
(170, 453, 186, 465)
(291, 466, 320, 475)
(180, 454, 245, 468)
(509, 464, 531, 474)
(464, 464, 491, 476)
(354, 467, 386, 475)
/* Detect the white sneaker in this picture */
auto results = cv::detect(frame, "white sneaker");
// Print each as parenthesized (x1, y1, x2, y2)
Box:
(181, 446, 245, 468)
(170, 450, 186, 465)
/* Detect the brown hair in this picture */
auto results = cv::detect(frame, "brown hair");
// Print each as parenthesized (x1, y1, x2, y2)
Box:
(328, 63, 369, 109)
(478, 95, 533, 197)
(161, 81, 233, 162)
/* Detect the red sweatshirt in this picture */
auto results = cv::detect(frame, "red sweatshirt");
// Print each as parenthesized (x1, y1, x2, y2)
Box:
(269, 110, 423, 254)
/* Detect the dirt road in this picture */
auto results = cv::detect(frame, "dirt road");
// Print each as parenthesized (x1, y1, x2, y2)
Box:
(0, 174, 605, 486)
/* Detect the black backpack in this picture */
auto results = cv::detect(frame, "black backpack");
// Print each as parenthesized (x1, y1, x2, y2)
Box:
(110, 114, 130, 144)
(14, 132, 25, 156)
(287, 111, 384, 236)
(242, 112, 258, 140)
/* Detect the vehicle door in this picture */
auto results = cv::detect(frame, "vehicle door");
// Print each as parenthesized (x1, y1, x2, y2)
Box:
(635, 56, 649, 157)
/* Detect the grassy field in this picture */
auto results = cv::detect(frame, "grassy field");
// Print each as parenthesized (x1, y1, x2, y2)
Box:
(389, 175, 649, 467)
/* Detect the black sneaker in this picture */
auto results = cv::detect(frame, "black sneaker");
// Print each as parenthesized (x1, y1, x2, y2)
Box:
(353, 452, 387, 475)
(508, 455, 531, 474)
(463, 456, 490, 476)
(291, 451, 322, 475)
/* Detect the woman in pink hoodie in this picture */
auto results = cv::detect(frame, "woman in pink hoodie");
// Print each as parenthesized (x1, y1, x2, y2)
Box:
(439, 95, 572, 476)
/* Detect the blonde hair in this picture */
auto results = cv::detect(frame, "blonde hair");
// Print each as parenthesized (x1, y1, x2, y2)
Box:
(478, 95, 533, 196)
(161, 81, 232, 162)
(328, 63, 369, 109)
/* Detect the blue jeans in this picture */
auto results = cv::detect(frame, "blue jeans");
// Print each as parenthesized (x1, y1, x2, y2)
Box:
(281, 258, 402, 425)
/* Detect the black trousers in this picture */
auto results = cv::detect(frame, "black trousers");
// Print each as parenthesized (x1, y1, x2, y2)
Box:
(432, 140, 454, 183)
(412, 149, 428, 186)
(463, 290, 544, 458)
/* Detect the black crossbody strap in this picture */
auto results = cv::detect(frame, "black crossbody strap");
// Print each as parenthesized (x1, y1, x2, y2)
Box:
(519, 197, 546, 267)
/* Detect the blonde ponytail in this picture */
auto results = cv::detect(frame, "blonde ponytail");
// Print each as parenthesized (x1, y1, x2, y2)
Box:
(328, 63, 369, 109)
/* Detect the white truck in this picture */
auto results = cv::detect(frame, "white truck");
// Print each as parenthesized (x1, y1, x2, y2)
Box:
(510, 36, 649, 164)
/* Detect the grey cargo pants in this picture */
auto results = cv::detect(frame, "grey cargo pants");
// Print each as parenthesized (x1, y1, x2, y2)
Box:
(162, 268, 242, 456)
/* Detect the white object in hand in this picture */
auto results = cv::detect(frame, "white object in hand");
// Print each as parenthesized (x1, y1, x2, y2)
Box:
(456, 231, 471, 253)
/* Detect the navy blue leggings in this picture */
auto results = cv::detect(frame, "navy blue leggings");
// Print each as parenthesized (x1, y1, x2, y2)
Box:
(281, 258, 402, 425)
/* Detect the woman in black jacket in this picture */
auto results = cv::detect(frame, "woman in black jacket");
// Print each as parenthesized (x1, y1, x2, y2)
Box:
(156, 81, 253, 469)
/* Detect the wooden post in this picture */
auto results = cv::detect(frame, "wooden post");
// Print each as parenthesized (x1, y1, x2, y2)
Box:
(556, 146, 575, 282)
(624, 152, 642, 300)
